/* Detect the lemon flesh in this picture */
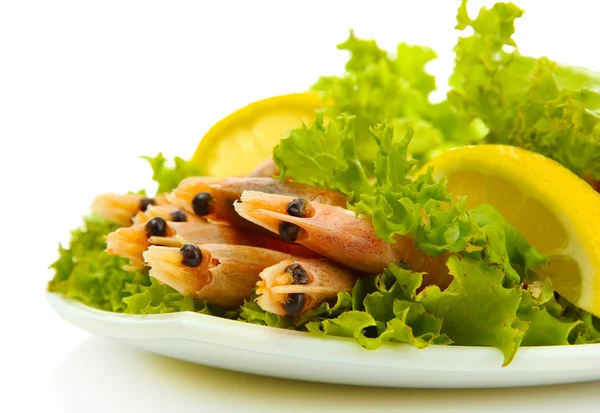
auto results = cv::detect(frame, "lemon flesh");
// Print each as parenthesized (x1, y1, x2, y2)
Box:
(191, 93, 323, 177)
(423, 145, 600, 316)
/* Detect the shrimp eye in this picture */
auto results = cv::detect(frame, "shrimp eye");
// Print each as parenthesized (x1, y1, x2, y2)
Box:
(139, 197, 155, 212)
(170, 210, 187, 222)
(279, 222, 300, 243)
(192, 192, 215, 216)
(285, 263, 309, 285)
(145, 217, 168, 238)
(285, 198, 313, 218)
(180, 243, 203, 267)
(283, 293, 305, 316)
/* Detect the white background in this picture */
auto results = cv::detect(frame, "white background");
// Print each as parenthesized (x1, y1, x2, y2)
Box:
(2, 0, 600, 411)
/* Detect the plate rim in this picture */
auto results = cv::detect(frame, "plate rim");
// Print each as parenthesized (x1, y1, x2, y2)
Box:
(47, 291, 600, 372)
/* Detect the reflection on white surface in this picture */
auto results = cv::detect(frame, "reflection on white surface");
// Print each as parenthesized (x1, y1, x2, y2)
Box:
(53, 337, 600, 413)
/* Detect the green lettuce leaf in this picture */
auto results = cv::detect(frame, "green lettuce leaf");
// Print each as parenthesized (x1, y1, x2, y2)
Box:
(304, 258, 586, 361)
(450, 0, 600, 180)
(350, 276, 378, 311)
(467, 204, 547, 285)
(273, 112, 372, 199)
(518, 279, 581, 346)
(307, 264, 450, 350)
(120, 274, 230, 315)
(47, 215, 230, 315)
(306, 311, 381, 349)
(295, 292, 352, 327)
(312, 30, 482, 165)
(557, 297, 600, 344)
(362, 264, 422, 323)
(573, 311, 600, 344)
(238, 295, 293, 328)
(420, 256, 525, 366)
(142, 153, 202, 194)
(48, 216, 137, 312)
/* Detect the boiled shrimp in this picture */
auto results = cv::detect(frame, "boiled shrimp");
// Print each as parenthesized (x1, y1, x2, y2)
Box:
(166, 177, 347, 229)
(246, 158, 278, 178)
(132, 203, 202, 225)
(106, 219, 259, 269)
(143, 244, 292, 307)
(234, 191, 453, 289)
(256, 259, 357, 316)
(91, 193, 168, 226)
(106, 218, 319, 269)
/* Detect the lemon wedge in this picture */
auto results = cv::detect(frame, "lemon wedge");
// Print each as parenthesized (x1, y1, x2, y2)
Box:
(191, 93, 323, 177)
(423, 145, 600, 315)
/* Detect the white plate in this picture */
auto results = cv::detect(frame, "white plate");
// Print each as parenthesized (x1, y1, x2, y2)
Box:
(48, 292, 600, 388)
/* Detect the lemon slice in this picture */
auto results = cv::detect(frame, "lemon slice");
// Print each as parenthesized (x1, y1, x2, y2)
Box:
(191, 93, 323, 177)
(422, 145, 600, 316)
